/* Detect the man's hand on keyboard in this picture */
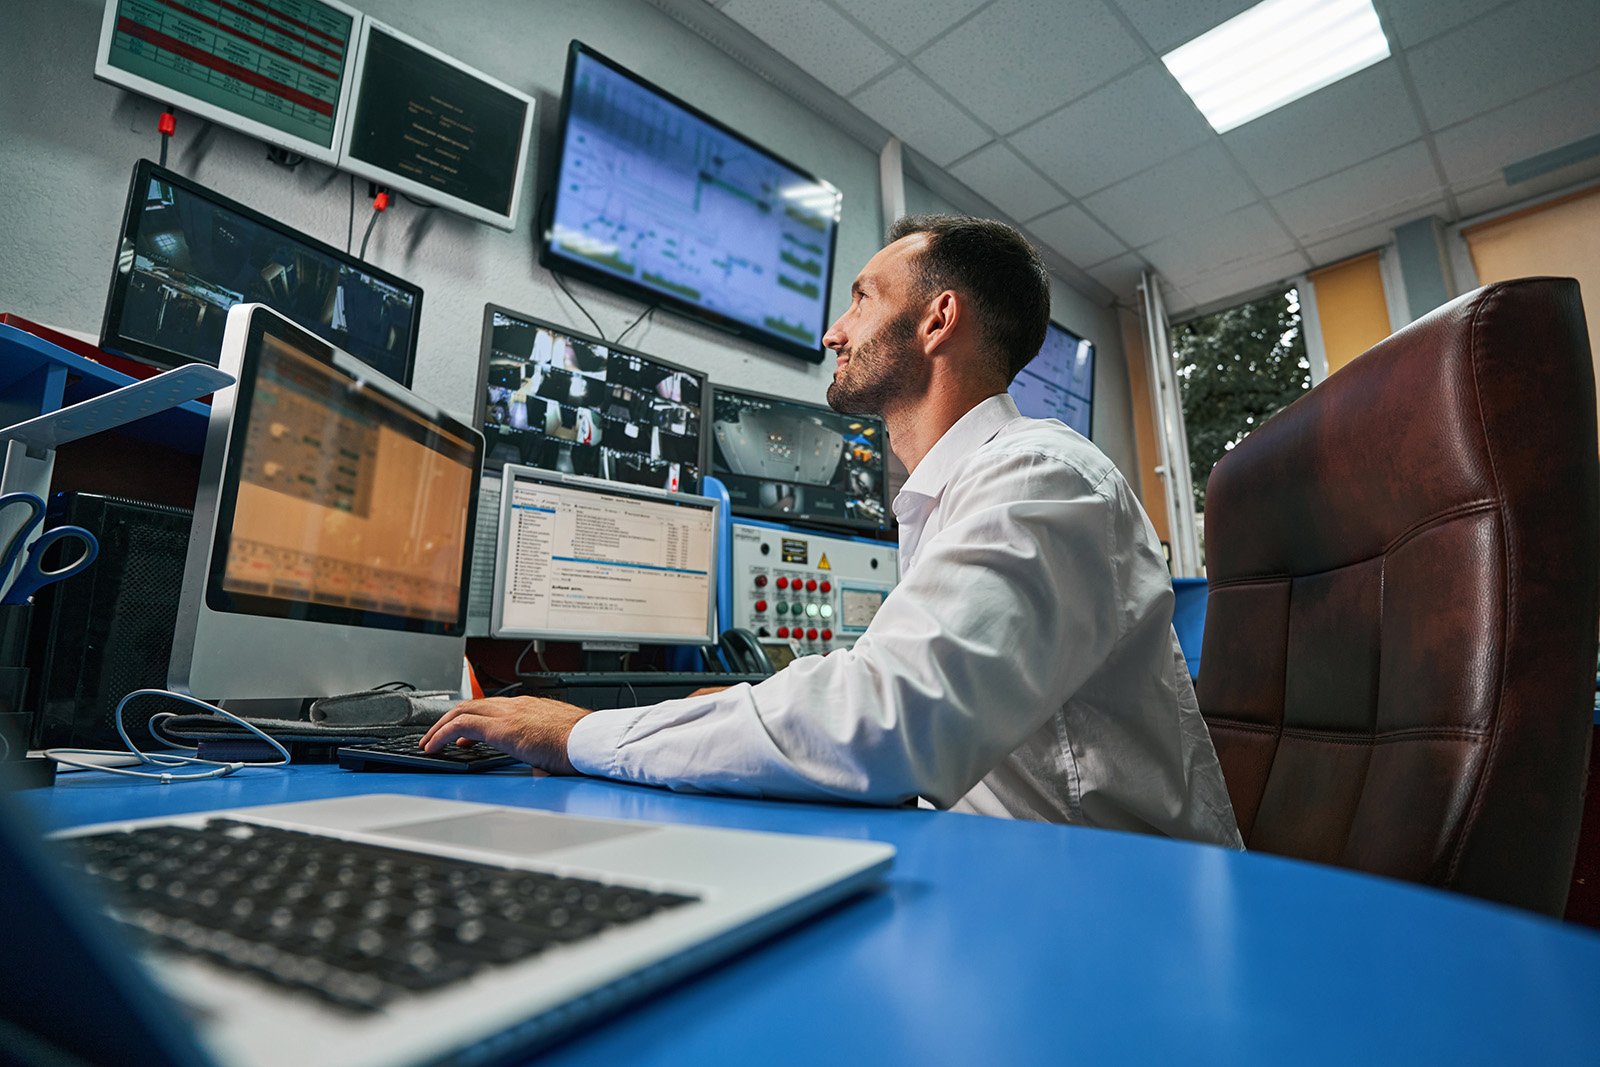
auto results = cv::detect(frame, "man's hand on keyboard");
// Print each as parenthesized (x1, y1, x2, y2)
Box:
(420, 697, 594, 775)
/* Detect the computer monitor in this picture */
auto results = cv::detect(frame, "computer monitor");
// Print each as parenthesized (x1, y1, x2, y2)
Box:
(490, 466, 719, 649)
(709, 386, 890, 530)
(101, 160, 423, 386)
(169, 304, 483, 702)
(94, 0, 362, 166)
(475, 305, 706, 493)
(338, 19, 535, 230)
(541, 42, 842, 364)
(1009, 322, 1094, 437)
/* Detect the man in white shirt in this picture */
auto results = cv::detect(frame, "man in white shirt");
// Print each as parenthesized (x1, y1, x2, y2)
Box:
(425, 216, 1241, 846)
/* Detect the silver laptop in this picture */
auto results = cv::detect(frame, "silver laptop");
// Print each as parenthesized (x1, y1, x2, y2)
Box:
(14, 791, 893, 1066)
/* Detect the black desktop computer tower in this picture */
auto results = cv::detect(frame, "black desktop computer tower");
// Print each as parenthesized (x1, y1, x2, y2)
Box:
(28, 493, 194, 751)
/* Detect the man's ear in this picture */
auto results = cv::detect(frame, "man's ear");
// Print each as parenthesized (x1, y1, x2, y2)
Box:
(921, 290, 961, 355)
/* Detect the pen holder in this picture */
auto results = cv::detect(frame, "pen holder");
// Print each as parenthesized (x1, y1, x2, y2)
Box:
(0, 603, 32, 761)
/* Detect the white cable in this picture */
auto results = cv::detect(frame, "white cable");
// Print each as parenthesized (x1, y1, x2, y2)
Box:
(44, 688, 291, 783)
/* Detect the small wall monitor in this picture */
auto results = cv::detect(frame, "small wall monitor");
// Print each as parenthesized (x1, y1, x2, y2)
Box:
(542, 42, 842, 364)
(476, 304, 706, 493)
(710, 386, 890, 530)
(338, 20, 535, 230)
(94, 0, 361, 165)
(170, 304, 483, 701)
(1009, 322, 1095, 438)
(100, 160, 422, 386)
(490, 465, 719, 647)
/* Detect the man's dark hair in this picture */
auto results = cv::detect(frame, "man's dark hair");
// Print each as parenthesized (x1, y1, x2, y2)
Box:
(886, 214, 1051, 383)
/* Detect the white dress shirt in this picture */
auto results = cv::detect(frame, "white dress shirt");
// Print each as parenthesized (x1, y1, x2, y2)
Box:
(568, 394, 1242, 847)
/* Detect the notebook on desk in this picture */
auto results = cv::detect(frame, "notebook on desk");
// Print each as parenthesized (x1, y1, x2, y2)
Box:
(0, 788, 894, 1067)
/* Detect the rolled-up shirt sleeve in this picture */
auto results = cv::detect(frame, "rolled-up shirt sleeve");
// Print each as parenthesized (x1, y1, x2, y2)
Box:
(567, 448, 1125, 808)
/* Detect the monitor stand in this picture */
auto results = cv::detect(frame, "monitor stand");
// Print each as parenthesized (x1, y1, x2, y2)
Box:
(217, 697, 310, 721)
(579, 642, 640, 673)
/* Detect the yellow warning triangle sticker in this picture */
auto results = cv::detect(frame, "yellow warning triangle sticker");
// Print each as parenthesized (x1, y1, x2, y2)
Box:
(818, 554, 831, 570)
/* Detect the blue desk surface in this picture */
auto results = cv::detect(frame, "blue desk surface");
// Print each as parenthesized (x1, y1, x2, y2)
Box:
(22, 765, 1600, 1065)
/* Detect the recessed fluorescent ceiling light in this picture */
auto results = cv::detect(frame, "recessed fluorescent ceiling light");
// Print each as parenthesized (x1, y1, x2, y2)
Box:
(1162, 0, 1391, 133)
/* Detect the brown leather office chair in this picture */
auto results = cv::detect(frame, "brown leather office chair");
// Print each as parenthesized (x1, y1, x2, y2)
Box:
(1197, 277, 1598, 917)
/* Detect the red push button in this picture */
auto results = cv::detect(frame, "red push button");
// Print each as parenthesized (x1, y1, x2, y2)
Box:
(820, 581, 831, 593)
(776, 577, 789, 589)
(755, 599, 768, 612)
(777, 626, 789, 638)
(805, 579, 818, 592)
(806, 628, 818, 640)
(754, 574, 768, 587)
(821, 629, 833, 641)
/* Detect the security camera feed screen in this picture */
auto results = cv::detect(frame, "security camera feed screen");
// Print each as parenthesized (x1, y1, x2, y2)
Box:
(1009, 322, 1094, 437)
(344, 26, 530, 217)
(545, 46, 841, 361)
(481, 311, 703, 493)
(104, 163, 420, 385)
(711, 387, 888, 529)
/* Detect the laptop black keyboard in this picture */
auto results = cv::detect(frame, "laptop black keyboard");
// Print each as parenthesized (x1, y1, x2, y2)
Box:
(54, 819, 697, 1013)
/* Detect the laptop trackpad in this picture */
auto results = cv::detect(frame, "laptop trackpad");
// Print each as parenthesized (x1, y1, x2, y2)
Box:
(375, 810, 655, 857)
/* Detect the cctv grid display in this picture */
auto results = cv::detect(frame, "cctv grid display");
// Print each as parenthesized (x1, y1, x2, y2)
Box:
(101, 160, 422, 386)
(542, 43, 843, 365)
(477, 306, 706, 495)
(1008, 322, 1095, 437)
(94, 1, 534, 229)
(711, 386, 891, 531)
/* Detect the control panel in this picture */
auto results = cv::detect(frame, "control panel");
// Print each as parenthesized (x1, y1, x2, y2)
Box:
(728, 520, 899, 659)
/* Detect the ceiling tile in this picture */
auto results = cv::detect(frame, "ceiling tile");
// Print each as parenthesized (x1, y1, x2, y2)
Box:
(1380, 0, 1511, 48)
(1222, 62, 1421, 196)
(1270, 141, 1441, 240)
(1301, 218, 1401, 268)
(1081, 142, 1257, 248)
(850, 67, 993, 166)
(1139, 204, 1297, 283)
(947, 143, 1067, 222)
(1009, 63, 1211, 197)
(721, 0, 895, 96)
(1160, 279, 1198, 315)
(1180, 250, 1312, 309)
(828, 0, 991, 54)
(1433, 66, 1600, 186)
(1086, 251, 1150, 296)
(1028, 205, 1128, 267)
(1110, 0, 1258, 54)
(1404, 0, 1600, 130)
(913, 0, 1144, 133)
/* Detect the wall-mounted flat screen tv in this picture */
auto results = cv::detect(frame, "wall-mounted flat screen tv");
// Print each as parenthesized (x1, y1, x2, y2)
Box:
(1008, 321, 1094, 438)
(101, 160, 422, 386)
(475, 304, 707, 494)
(710, 385, 889, 530)
(541, 42, 842, 365)
(94, 0, 361, 166)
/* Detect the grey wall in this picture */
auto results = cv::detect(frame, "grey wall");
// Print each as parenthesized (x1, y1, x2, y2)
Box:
(1, 0, 1135, 479)
(0, 0, 882, 422)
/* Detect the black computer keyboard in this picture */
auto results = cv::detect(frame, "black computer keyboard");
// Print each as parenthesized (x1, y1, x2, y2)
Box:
(337, 734, 522, 773)
(54, 819, 697, 1012)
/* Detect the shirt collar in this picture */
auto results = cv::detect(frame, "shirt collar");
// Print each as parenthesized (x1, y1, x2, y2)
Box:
(894, 392, 1021, 513)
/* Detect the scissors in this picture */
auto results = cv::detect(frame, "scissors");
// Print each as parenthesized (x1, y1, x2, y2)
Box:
(0, 493, 99, 606)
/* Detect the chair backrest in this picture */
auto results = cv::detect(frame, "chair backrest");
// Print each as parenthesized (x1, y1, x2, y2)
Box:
(1197, 277, 1598, 916)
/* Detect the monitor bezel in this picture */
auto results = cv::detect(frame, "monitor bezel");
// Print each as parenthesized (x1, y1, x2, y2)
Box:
(489, 464, 721, 646)
(539, 40, 842, 366)
(709, 383, 892, 532)
(204, 306, 481, 634)
(100, 159, 424, 386)
(474, 302, 711, 495)
(336, 18, 536, 231)
(93, 0, 362, 166)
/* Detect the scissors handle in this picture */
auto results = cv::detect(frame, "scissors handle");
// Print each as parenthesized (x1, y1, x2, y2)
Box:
(0, 525, 99, 606)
